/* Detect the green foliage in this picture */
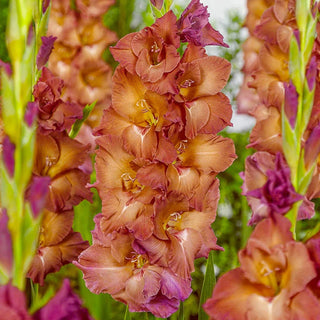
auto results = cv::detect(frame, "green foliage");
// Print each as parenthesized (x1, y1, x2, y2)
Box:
(198, 251, 215, 320)
(0, 0, 9, 62)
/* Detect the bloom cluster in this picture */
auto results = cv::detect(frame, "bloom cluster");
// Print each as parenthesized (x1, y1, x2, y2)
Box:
(237, 0, 320, 224)
(204, 214, 320, 319)
(26, 65, 92, 285)
(48, 0, 117, 128)
(0, 280, 92, 320)
(205, 0, 320, 318)
(75, 0, 236, 317)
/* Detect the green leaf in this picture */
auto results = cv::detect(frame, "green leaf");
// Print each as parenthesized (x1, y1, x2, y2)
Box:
(198, 250, 215, 320)
(0, 162, 17, 218)
(0, 70, 17, 141)
(124, 305, 131, 320)
(20, 204, 41, 276)
(296, 0, 308, 35)
(69, 101, 96, 139)
(303, 12, 317, 64)
(28, 281, 56, 314)
(289, 35, 302, 94)
(177, 302, 184, 320)
(282, 108, 299, 176)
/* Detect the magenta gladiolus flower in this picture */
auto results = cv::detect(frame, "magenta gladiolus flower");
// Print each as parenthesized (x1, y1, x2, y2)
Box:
(37, 36, 57, 70)
(25, 176, 51, 218)
(34, 279, 93, 320)
(242, 152, 313, 225)
(0, 210, 13, 278)
(150, 0, 163, 9)
(2, 136, 15, 177)
(0, 283, 31, 320)
(177, 0, 228, 47)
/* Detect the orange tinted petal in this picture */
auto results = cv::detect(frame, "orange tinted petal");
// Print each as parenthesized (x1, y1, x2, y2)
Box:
(179, 56, 231, 100)
(179, 134, 237, 173)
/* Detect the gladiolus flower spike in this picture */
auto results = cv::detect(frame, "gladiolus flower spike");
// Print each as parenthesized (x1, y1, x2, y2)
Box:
(75, 0, 235, 317)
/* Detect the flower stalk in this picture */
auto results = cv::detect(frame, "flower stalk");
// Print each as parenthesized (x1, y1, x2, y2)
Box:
(0, 0, 50, 290)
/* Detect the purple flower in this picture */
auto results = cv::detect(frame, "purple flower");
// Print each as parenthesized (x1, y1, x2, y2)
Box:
(0, 283, 31, 320)
(2, 136, 15, 177)
(0, 60, 12, 76)
(36, 36, 57, 70)
(242, 152, 308, 225)
(284, 81, 298, 128)
(24, 101, 39, 127)
(306, 56, 317, 91)
(25, 176, 51, 218)
(0, 210, 13, 278)
(34, 279, 93, 320)
(305, 124, 320, 170)
(177, 0, 228, 47)
(150, 0, 163, 10)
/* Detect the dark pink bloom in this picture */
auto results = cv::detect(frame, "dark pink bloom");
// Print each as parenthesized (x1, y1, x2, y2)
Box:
(0, 60, 12, 76)
(37, 36, 57, 70)
(306, 55, 317, 91)
(33, 67, 82, 134)
(24, 101, 39, 127)
(42, 0, 50, 13)
(150, 0, 163, 9)
(246, 152, 303, 213)
(25, 175, 51, 218)
(0, 283, 31, 320)
(305, 124, 320, 170)
(34, 279, 93, 320)
(0, 210, 12, 278)
(284, 81, 298, 128)
(242, 152, 312, 225)
(2, 136, 15, 177)
(177, 0, 228, 47)
(75, 229, 191, 318)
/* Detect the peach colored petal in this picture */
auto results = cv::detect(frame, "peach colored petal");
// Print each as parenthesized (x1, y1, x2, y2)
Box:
(168, 229, 202, 279)
(152, 11, 180, 48)
(189, 175, 219, 212)
(246, 290, 290, 320)
(47, 169, 92, 212)
(136, 48, 166, 83)
(75, 244, 132, 295)
(28, 246, 62, 285)
(184, 98, 210, 139)
(154, 133, 178, 164)
(60, 231, 89, 264)
(39, 132, 90, 177)
(244, 151, 275, 191)
(110, 33, 137, 74)
(280, 241, 316, 297)
(122, 125, 157, 160)
(95, 135, 136, 190)
(136, 163, 168, 191)
(290, 288, 320, 319)
(41, 210, 74, 246)
(111, 67, 150, 125)
(203, 268, 273, 320)
(166, 165, 200, 197)
(179, 56, 231, 101)
(259, 44, 289, 81)
(249, 105, 283, 154)
(181, 43, 207, 63)
(276, 25, 292, 53)
(179, 134, 237, 173)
